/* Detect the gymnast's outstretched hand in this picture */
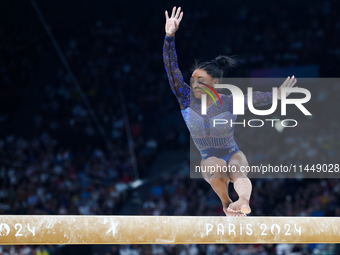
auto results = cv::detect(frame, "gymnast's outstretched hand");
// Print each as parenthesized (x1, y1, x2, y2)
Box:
(165, 6, 183, 37)
(277, 75, 297, 100)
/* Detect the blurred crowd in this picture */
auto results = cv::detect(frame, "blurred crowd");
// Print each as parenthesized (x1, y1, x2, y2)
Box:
(1, 0, 340, 254)
(0, 132, 134, 216)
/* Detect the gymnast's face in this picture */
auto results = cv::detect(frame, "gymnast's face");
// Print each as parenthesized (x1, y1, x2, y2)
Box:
(191, 69, 219, 99)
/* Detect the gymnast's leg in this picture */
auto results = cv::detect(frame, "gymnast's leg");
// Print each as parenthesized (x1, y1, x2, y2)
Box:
(200, 156, 246, 217)
(227, 151, 252, 214)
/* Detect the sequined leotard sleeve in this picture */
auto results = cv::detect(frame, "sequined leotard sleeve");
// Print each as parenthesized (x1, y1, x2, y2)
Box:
(162, 35, 194, 110)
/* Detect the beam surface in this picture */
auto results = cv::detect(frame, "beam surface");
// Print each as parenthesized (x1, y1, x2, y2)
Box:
(0, 216, 339, 244)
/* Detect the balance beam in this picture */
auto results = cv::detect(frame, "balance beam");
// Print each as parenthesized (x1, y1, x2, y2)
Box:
(0, 216, 339, 244)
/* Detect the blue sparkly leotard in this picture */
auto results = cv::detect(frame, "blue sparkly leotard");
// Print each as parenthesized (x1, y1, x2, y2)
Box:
(163, 35, 273, 164)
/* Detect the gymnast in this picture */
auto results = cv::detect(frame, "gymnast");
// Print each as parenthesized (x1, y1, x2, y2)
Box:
(163, 7, 298, 216)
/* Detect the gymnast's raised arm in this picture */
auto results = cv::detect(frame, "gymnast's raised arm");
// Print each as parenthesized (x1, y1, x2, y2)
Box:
(163, 7, 193, 110)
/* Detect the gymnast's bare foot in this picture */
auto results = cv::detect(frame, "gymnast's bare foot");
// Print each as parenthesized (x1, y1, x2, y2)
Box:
(227, 198, 251, 214)
(223, 205, 246, 217)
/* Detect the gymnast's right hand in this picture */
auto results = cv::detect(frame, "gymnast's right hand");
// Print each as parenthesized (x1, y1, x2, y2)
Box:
(165, 6, 183, 37)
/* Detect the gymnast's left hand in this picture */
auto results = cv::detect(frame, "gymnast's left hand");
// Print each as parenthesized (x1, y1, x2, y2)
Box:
(277, 75, 297, 100)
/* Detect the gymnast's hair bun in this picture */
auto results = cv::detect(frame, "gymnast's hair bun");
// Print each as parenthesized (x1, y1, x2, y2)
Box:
(214, 55, 237, 70)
